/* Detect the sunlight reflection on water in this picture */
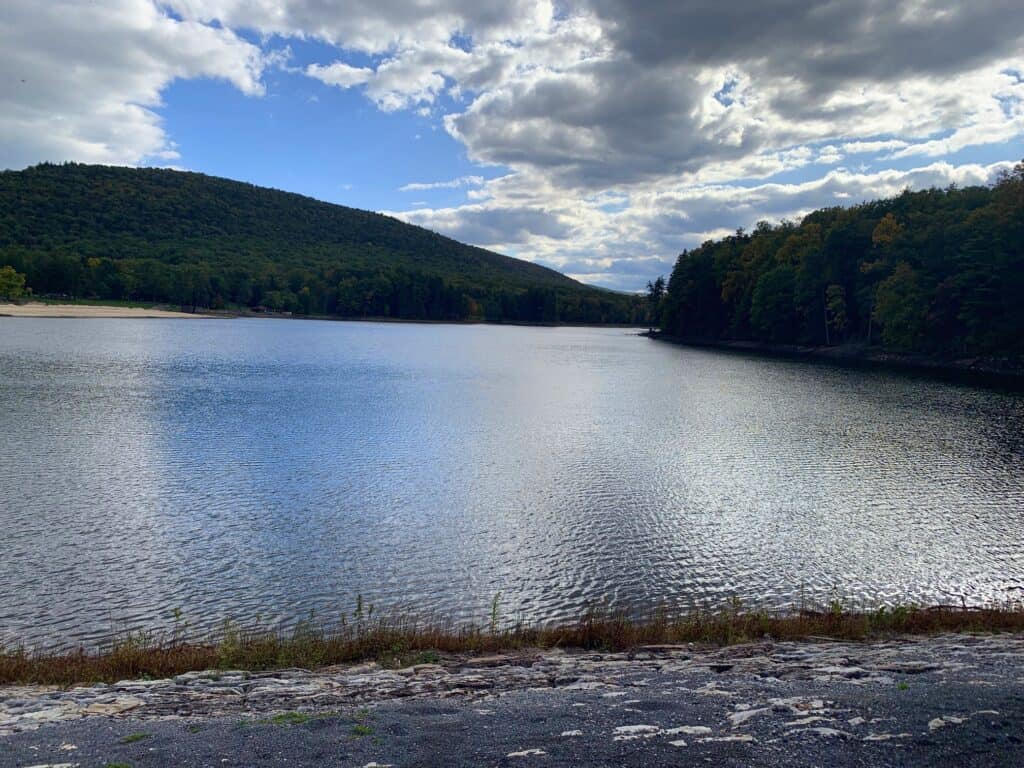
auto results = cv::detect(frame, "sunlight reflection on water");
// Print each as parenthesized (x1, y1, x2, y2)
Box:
(1, 318, 1023, 650)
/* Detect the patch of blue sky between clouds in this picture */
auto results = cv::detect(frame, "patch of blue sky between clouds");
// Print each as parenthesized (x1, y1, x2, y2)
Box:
(156, 33, 496, 213)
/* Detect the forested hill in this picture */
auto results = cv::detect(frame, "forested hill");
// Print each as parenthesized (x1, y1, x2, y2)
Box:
(657, 161, 1024, 360)
(0, 163, 641, 324)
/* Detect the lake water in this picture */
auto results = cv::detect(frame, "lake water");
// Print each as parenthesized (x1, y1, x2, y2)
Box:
(2, 318, 1023, 651)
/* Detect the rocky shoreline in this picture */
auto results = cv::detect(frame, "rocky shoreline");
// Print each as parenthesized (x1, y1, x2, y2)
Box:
(3, 632, 1023, 767)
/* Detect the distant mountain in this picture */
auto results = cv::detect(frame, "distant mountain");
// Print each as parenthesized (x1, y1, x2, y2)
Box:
(0, 163, 640, 323)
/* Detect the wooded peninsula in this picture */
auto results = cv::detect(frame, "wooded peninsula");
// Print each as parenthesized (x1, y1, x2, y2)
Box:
(653, 161, 1024, 365)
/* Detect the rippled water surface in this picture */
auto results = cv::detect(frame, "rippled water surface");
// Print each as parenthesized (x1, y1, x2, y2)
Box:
(2, 318, 1023, 649)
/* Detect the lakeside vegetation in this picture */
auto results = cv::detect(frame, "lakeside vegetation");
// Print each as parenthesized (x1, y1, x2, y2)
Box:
(4, 601, 1023, 687)
(0, 163, 642, 325)
(654, 161, 1024, 361)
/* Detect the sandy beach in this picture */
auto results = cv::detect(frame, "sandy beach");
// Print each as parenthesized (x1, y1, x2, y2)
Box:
(0, 302, 216, 319)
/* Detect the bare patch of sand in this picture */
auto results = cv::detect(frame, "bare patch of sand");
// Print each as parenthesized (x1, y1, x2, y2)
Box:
(0, 302, 217, 319)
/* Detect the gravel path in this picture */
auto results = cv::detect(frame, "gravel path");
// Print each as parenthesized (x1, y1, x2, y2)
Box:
(3, 633, 1023, 767)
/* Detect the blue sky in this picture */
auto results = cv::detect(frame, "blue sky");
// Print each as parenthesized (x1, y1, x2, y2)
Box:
(159, 35, 503, 212)
(2, 1, 1023, 291)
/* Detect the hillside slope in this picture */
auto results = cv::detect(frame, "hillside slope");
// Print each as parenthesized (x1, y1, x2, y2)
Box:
(0, 163, 639, 323)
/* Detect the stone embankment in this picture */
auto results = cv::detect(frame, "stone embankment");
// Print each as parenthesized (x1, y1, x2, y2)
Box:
(2, 633, 1023, 767)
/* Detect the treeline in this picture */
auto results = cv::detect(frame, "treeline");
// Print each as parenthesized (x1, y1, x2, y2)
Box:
(0, 163, 642, 324)
(0, 250, 633, 323)
(658, 161, 1024, 357)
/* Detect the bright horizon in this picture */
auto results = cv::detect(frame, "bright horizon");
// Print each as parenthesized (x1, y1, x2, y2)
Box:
(2, 1, 1023, 291)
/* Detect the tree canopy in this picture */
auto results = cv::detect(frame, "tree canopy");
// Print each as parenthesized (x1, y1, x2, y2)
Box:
(658, 162, 1024, 359)
(0, 265, 26, 299)
(0, 163, 642, 325)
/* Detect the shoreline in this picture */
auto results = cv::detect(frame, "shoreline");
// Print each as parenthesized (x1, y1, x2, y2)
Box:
(0, 302, 217, 319)
(3, 632, 1023, 766)
(272, 313, 646, 329)
(0, 301, 644, 329)
(4, 604, 1022, 687)
(646, 331, 1024, 388)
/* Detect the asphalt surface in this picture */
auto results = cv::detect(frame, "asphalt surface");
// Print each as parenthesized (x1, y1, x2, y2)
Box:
(3, 647, 1023, 767)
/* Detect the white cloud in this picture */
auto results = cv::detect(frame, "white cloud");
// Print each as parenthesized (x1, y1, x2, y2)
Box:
(399, 175, 485, 192)
(305, 62, 373, 88)
(842, 139, 910, 154)
(816, 145, 845, 164)
(0, 0, 265, 168)
(166, 0, 557, 53)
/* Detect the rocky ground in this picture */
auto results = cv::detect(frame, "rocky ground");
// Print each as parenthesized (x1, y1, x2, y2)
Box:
(2, 633, 1023, 767)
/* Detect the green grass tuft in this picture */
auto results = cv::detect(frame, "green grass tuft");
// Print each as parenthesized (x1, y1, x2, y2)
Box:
(268, 712, 313, 726)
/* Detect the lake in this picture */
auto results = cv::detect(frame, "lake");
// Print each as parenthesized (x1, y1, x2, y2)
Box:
(1, 318, 1023, 651)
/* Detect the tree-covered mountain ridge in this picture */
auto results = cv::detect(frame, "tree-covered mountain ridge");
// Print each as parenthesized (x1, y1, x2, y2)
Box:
(656, 161, 1024, 362)
(0, 163, 641, 324)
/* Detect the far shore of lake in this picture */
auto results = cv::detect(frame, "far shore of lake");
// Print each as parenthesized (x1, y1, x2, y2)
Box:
(0, 300, 646, 328)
